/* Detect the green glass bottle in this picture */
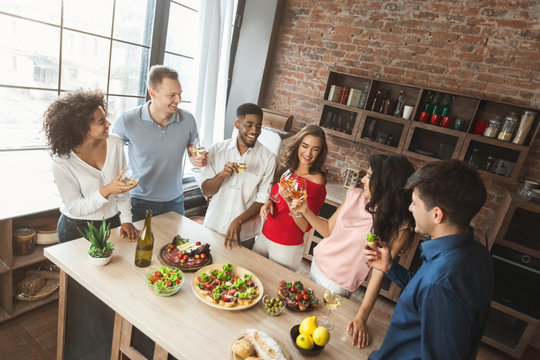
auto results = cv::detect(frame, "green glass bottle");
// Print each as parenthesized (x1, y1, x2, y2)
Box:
(429, 93, 443, 125)
(134, 210, 154, 267)
(441, 96, 453, 117)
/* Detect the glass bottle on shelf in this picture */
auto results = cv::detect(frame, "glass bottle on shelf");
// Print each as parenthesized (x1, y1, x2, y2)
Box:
(429, 93, 443, 125)
(440, 96, 454, 128)
(365, 118, 376, 139)
(345, 113, 355, 134)
(358, 82, 370, 109)
(483, 115, 501, 138)
(379, 90, 389, 113)
(497, 112, 518, 141)
(393, 90, 405, 117)
(418, 92, 433, 123)
(370, 89, 382, 112)
(467, 148, 480, 169)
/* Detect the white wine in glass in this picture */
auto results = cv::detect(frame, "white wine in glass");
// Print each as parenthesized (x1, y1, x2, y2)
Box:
(237, 162, 247, 173)
(191, 143, 207, 173)
(319, 289, 342, 330)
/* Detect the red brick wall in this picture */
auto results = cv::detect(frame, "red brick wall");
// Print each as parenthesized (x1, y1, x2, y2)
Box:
(262, 0, 540, 235)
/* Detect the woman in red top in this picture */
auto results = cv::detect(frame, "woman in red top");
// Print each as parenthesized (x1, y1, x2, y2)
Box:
(255, 125, 328, 271)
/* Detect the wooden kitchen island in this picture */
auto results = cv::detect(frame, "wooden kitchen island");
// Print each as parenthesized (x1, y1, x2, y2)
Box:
(45, 212, 390, 359)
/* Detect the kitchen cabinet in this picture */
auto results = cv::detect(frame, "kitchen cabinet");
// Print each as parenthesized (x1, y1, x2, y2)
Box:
(320, 71, 540, 183)
(0, 209, 61, 323)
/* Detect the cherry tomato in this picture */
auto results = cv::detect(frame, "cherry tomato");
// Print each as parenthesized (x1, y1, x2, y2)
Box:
(301, 290, 307, 296)
(174, 279, 180, 285)
(154, 271, 162, 277)
(290, 286, 297, 293)
(200, 253, 207, 259)
(195, 241, 201, 245)
(303, 294, 309, 301)
(294, 294, 302, 301)
(168, 244, 176, 249)
(183, 255, 189, 261)
(165, 280, 172, 288)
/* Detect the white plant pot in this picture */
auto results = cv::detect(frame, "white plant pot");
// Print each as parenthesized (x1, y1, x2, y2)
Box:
(88, 254, 112, 266)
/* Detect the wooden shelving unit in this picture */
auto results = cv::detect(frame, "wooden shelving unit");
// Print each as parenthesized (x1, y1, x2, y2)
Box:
(320, 71, 540, 183)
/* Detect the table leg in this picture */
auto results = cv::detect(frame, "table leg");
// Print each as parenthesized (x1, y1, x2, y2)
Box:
(56, 270, 68, 360)
(111, 312, 124, 360)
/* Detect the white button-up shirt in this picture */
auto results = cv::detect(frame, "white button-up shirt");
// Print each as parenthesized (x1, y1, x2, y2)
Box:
(201, 134, 276, 240)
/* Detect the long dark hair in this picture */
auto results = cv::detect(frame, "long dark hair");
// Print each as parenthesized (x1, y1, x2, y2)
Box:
(278, 124, 328, 178)
(365, 154, 415, 244)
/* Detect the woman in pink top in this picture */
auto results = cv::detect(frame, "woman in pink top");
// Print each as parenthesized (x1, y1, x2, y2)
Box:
(256, 125, 328, 271)
(293, 154, 415, 349)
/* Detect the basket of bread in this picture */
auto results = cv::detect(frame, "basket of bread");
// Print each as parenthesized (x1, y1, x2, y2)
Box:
(230, 329, 290, 360)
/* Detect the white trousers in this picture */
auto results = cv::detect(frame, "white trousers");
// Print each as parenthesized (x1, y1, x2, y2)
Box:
(253, 232, 305, 272)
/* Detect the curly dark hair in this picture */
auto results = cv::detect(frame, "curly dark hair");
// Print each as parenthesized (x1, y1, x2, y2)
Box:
(365, 154, 415, 245)
(43, 90, 107, 156)
(277, 124, 328, 179)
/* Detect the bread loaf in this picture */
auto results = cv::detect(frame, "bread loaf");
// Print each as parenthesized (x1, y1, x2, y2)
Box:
(231, 338, 254, 359)
(243, 329, 286, 360)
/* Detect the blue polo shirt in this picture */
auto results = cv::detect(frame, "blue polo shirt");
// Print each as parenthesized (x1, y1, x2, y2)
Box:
(370, 233, 493, 360)
(112, 101, 199, 202)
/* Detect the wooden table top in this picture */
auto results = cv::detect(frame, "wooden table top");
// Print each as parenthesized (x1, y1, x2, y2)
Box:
(44, 212, 389, 359)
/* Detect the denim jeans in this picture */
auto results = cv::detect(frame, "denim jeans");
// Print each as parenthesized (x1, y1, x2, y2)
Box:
(131, 194, 185, 222)
(57, 213, 121, 243)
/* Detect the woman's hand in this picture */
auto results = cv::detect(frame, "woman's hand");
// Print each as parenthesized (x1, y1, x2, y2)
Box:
(260, 200, 273, 220)
(291, 197, 308, 215)
(120, 222, 139, 242)
(278, 183, 292, 207)
(347, 316, 370, 348)
(101, 171, 138, 199)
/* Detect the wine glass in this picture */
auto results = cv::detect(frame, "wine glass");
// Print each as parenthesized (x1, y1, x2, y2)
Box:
(113, 168, 138, 203)
(319, 289, 342, 330)
(190, 143, 207, 173)
(288, 175, 307, 217)
(230, 161, 247, 189)
(270, 169, 292, 203)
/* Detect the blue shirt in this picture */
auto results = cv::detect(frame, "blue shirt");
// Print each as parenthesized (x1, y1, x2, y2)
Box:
(112, 101, 199, 202)
(370, 233, 493, 360)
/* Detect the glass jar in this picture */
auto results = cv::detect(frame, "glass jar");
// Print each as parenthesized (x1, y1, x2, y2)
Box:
(13, 227, 36, 256)
(497, 112, 518, 141)
(512, 111, 537, 145)
(483, 116, 501, 138)
(467, 148, 480, 169)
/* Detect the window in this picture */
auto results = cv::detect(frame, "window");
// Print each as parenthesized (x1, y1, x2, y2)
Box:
(0, 0, 200, 150)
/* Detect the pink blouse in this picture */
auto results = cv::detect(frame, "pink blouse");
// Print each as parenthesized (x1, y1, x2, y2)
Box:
(313, 188, 372, 292)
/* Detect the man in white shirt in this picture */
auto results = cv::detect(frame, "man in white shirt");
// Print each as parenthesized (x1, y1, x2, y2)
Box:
(201, 103, 276, 249)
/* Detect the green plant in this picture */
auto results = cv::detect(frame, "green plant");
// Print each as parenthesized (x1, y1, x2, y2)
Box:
(78, 218, 114, 258)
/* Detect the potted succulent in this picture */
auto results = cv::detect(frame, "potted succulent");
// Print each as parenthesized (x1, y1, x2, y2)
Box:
(79, 218, 114, 266)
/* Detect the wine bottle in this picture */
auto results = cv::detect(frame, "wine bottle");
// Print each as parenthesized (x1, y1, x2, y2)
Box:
(378, 90, 388, 113)
(358, 82, 370, 109)
(440, 96, 454, 128)
(370, 89, 382, 112)
(429, 93, 443, 125)
(134, 210, 154, 267)
(393, 90, 405, 117)
(419, 92, 433, 122)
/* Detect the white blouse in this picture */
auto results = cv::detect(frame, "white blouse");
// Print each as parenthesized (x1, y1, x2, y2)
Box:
(51, 134, 132, 224)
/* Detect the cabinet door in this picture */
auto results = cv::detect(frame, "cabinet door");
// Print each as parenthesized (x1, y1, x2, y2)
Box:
(303, 201, 338, 261)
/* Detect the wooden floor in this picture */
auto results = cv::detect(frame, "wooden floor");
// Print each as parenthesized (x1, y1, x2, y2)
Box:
(0, 299, 539, 359)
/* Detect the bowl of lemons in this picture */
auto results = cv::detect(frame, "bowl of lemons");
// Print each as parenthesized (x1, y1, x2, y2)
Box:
(290, 316, 329, 356)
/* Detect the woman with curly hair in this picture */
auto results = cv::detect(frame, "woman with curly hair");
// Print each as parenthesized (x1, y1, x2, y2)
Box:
(292, 153, 415, 349)
(43, 90, 138, 243)
(255, 124, 328, 271)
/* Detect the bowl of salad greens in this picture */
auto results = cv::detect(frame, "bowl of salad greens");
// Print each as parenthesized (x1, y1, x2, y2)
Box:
(146, 266, 184, 296)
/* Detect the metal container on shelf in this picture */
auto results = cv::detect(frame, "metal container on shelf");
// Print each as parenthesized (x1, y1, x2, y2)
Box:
(512, 111, 537, 145)
(13, 227, 36, 256)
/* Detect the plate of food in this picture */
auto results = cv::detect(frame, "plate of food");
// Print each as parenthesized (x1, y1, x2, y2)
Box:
(159, 235, 212, 272)
(146, 266, 184, 296)
(278, 280, 318, 312)
(230, 329, 290, 360)
(192, 263, 263, 310)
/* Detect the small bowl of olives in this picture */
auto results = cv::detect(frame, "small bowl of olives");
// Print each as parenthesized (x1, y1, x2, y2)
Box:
(262, 294, 285, 316)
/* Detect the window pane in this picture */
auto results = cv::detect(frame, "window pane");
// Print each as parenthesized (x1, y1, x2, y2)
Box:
(173, 0, 200, 11)
(165, 3, 198, 57)
(61, 30, 110, 91)
(0, 0, 61, 24)
(113, 0, 155, 46)
(107, 96, 145, 126)
(164, 53, 196, 104)
(0, 88, 57, 149)
(109, 42, 150, 97)
(63, 0, 113, 37)
(0, 15, 60, 88)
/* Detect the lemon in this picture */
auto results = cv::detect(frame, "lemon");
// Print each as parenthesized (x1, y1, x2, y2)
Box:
(299, 315, 318, 336)
(312, 326, 330, 346)
(296, 333, 314, 350)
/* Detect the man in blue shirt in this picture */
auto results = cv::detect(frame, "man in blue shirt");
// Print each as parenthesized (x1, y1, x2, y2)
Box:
(113, 65, 206, 221)
(365, 160, 494, 360)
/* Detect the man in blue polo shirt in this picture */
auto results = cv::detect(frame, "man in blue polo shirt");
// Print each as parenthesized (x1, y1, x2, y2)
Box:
(113, 65, 206, 221)
(364, 160, 494, 360)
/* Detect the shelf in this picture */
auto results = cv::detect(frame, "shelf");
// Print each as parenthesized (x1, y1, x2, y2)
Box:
(322, 99, 363, 113)
(0, 291, 58, 323)
(13, 245, 48, 270)
(411, 120, 468, 137)
(358, 137, 403, 154)
(0, 259, 8, 275)
(363, 110, 413, 125)
(464, 133, 528, 151)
